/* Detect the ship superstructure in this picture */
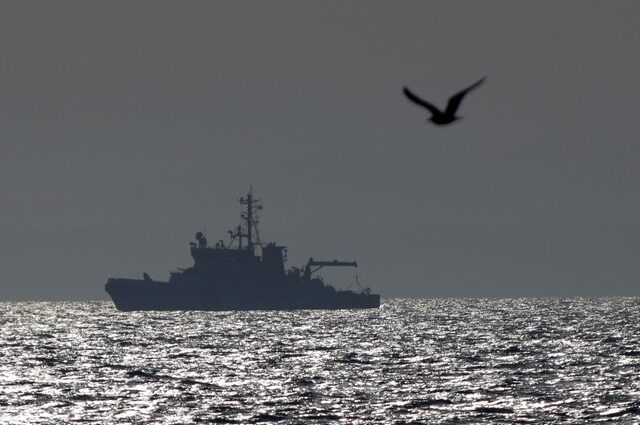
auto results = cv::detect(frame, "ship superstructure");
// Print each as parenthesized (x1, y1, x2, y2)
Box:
(105, 190, 380, 311)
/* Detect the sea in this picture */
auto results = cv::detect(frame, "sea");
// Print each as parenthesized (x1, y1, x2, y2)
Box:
(1, 298, 639, 424)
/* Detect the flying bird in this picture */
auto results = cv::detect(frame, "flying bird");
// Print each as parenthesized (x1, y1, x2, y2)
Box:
(403, 77, 485, 125)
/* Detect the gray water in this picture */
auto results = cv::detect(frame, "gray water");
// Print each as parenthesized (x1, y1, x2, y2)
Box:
(1, 298, 639, 424)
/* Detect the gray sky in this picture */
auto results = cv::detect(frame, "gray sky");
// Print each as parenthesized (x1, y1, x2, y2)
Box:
(2, 1, 640, 300)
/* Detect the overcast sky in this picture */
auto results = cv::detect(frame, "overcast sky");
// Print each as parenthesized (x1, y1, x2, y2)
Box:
(2, 1, 640, 300)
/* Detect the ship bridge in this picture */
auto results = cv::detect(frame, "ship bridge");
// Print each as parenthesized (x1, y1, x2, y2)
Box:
(187, 189, 287, 276)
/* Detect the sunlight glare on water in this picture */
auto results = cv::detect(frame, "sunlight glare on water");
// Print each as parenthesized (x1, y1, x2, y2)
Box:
(1, 298, 639, 423)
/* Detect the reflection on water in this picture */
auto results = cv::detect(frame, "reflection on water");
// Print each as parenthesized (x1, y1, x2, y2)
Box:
(1, 298, 639, 423)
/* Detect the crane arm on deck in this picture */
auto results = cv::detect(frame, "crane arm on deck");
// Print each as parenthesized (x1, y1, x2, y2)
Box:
(304, 258, 357, 277)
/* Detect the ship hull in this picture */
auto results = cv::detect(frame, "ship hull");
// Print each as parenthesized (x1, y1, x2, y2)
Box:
(105, 278, 380, 311)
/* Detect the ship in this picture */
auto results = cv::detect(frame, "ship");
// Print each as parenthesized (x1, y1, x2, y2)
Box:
(105, 190, 380, 311)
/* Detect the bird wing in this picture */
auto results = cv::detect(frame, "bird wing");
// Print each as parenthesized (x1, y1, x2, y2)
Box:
(403, 87, 442, 115)
(444, 77, 486, 117)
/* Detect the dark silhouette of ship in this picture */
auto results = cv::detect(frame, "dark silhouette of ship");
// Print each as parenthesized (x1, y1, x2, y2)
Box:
(105, 190, 380, 311)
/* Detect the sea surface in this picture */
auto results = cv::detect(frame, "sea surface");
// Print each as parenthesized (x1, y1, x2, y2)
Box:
(1, 298, 640, 424)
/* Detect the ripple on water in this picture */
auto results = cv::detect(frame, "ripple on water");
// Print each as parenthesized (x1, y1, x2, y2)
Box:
(0, 298, 639, 423)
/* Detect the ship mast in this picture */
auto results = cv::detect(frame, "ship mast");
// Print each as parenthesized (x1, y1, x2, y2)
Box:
(239, 188, 262, 253)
